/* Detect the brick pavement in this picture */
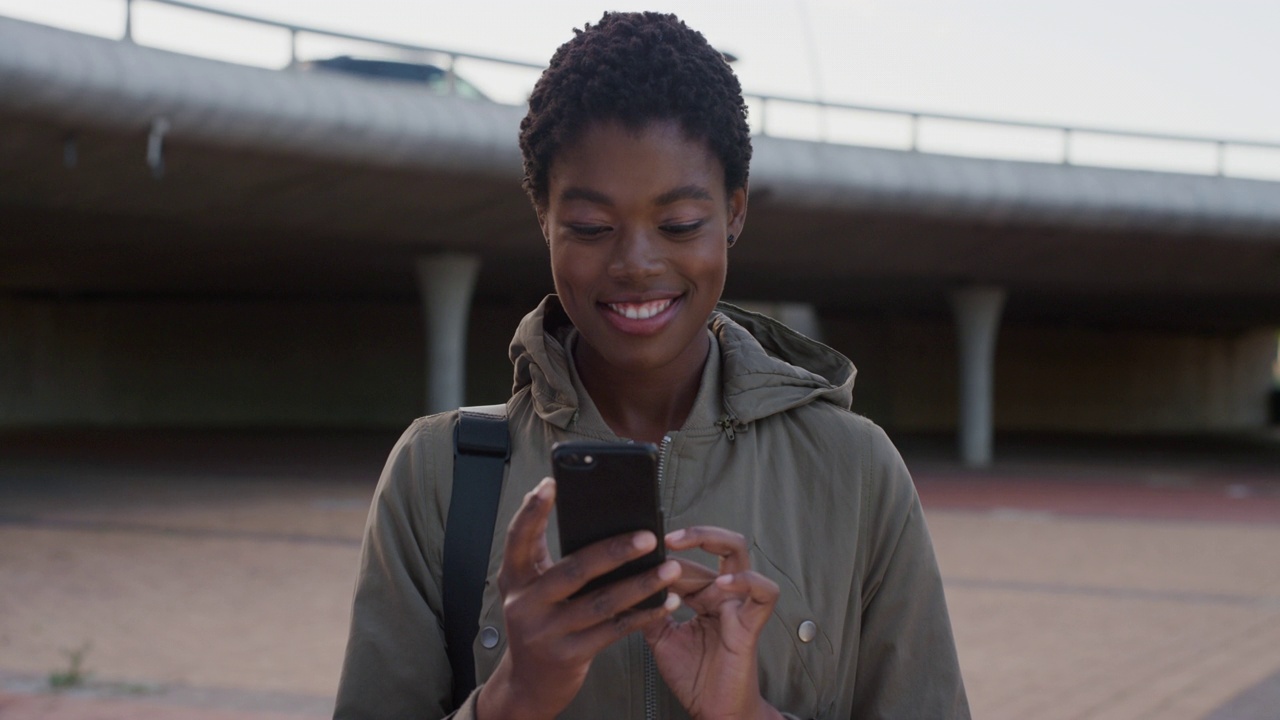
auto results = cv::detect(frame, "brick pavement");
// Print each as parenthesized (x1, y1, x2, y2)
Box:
(1, 430, 1277, 719)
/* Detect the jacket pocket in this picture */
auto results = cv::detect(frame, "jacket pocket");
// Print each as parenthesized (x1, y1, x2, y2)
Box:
(752, 541, 835, 717)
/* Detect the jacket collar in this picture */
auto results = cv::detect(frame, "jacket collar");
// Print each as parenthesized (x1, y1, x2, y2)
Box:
(509, 296, 856, 432)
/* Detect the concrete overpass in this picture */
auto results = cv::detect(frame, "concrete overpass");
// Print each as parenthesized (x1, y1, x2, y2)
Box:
(2, 13, 1278, 464)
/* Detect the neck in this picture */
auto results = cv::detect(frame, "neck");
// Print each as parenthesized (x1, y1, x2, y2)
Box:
(574, 333, 709, 445)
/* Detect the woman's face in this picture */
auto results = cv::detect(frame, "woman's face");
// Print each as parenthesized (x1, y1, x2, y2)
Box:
(540, 119, 747, 379)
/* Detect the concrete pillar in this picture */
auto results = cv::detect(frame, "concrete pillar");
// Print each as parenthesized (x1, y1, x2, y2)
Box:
(775, 302, 822, 343)
(950, 286, 1006, 467)
(415, 254, 481, 414)
(732, 301, 822, 342)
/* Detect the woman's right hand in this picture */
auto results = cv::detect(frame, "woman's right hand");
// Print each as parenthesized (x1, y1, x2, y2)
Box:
(476, 477, 682, 720)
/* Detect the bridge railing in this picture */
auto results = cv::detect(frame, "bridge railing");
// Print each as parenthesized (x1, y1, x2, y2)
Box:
(742, 93, 1280, 177)
(122, 0, 543, 89)
(106, 0, 1280, 179)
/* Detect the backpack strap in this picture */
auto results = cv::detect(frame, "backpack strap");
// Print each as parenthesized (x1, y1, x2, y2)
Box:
(443, 403, 510, 708)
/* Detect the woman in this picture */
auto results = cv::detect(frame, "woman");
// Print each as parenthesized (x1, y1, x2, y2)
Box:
(335, 12, 969, 720)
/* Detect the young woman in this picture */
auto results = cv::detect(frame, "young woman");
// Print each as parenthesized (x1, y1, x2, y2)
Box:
(335, 12, 969, 720)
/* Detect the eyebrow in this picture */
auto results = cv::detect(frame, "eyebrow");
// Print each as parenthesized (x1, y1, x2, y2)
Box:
(557, 184, 714, 207)
(558, 186, 613, 206)
(654, 185, 714, 205)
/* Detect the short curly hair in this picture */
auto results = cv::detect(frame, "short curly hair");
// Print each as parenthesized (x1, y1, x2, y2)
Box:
(519, 12, 752, 210)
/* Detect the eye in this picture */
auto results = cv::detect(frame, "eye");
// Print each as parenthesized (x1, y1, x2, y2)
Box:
(566, 224, 611, 239)
(661, 221, 704, 237)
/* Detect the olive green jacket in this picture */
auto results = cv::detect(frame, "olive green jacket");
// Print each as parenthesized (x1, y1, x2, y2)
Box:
(335, 297, 969, 719)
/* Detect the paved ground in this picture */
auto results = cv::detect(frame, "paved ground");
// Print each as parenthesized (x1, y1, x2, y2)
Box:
(1, 429, 1278, 719)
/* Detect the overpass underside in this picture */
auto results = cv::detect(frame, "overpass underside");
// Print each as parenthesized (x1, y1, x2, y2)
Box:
(2, 16, 1279, 461)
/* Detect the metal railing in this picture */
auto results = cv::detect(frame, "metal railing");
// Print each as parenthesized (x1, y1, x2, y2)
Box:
(110, 0, 1280, 178)
(121, 0, 543, 92)
(744, 93, 1280, 176)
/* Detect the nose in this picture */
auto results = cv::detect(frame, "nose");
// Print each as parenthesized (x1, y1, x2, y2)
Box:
(607, 228, 664, 282)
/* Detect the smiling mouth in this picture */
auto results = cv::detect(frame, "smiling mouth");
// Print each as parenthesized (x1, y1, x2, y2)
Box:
(605, 298, 675, 320)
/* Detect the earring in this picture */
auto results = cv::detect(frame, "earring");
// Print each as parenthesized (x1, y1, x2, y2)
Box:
(727, 233, 737, 247)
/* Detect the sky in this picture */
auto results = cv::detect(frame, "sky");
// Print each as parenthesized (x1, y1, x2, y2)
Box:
(2, 0, 1279, 177)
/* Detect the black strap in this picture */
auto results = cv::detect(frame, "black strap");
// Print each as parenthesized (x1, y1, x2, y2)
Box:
(443, 406, 510, 709)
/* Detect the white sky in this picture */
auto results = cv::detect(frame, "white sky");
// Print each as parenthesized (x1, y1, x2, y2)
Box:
(3, 0, 1279, 176)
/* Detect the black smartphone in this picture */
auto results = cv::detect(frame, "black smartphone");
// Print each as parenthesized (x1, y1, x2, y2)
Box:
(551, 441, 666, 610)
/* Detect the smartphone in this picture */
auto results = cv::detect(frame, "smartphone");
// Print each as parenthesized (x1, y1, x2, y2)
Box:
(551, 441, 666, 610)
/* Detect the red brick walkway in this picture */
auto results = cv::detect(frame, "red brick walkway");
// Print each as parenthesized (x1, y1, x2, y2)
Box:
(1, 430, 1277, 719)
(915, 471, 1280, 524)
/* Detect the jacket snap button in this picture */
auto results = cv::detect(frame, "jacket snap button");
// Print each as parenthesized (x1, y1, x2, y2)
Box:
(479, 626, 500, 649)
(798, 620, 817, 643)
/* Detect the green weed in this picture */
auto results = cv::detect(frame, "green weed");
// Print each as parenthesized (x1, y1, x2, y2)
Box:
(48, 642, 91, 690)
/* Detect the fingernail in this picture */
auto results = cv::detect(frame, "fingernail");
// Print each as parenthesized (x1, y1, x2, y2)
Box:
(666, 529, 685, 543)
(663, 592, 681, 611)
(715, 574, 733, 587)
(633, 531, 656, 551)
(535, 478, 553, 501)
(657, 560, 679, 581)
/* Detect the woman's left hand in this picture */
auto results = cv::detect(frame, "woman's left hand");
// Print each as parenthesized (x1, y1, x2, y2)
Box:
(641, 526, 784, 720)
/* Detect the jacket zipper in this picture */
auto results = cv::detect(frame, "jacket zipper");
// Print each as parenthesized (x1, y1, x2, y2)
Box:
(645, 435, 672, 720)
(716, 414, 746, 441)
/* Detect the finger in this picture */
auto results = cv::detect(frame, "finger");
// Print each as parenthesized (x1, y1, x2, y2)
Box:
(537, 530, 660, 603)
(639, 604, 679, 646)
(530, 526, 555, 576)
(665, 526, 751, 575)
(715, 570, 781, 611)
(667, 557, 717, 597)
(560, 560, 682, 634)
(498, 478, 556, 590)
(571, 591, 681, 656)
(678, 569, 780, 617)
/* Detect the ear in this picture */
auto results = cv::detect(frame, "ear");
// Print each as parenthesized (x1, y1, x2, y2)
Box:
(536, 205, 550, 246)
(727, 182, 749, 241)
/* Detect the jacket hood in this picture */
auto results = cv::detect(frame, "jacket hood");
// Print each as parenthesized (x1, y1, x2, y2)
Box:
(510, 296, 856, 430)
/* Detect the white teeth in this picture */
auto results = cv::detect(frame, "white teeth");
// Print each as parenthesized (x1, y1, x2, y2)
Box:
(608, 298, 673, 320)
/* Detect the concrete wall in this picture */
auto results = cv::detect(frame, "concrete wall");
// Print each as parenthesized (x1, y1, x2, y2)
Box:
(825, 318, 958, 432)
(826, 316, 1279, 434)
(2, 295, 1275, 433)
(0, 297, 425, 428)
(996, 325, 1277, 433)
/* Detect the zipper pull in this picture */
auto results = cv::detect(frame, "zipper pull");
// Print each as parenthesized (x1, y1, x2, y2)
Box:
(716, 415, 737, 441)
